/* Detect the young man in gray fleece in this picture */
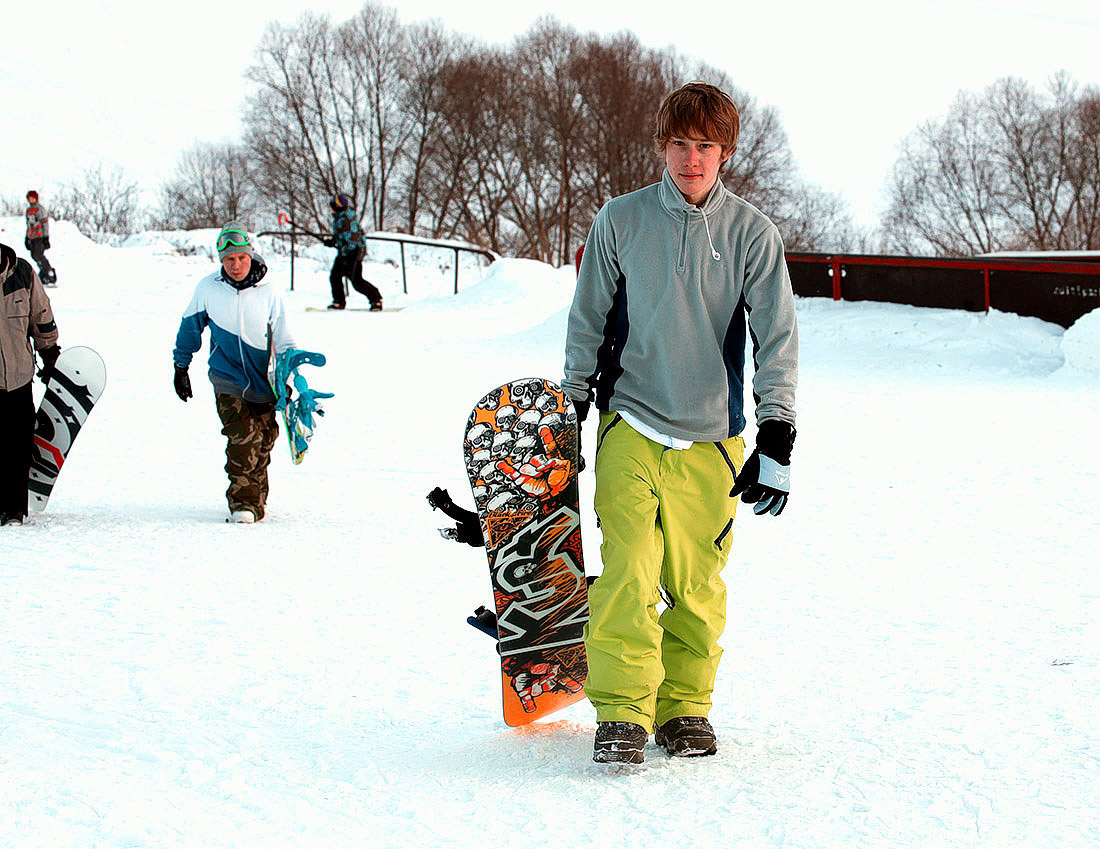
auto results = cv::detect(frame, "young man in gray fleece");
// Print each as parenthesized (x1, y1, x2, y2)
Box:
(563, 82, 799, 764)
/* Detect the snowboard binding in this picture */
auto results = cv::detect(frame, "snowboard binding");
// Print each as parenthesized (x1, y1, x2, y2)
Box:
(467, 605, 498, 639)
(427, 486, 484, 547)
(271, 348, 333, 463)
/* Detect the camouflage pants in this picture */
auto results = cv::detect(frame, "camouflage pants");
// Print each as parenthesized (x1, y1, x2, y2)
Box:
(215, 393, 278, 520)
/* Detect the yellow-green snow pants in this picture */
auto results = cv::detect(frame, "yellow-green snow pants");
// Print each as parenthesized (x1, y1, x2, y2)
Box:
(585, 412, 744, 731)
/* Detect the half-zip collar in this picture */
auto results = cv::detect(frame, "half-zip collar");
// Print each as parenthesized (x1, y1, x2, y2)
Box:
(658, 170, 726, 268)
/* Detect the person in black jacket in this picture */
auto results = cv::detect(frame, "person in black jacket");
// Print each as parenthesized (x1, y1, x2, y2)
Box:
(0, 242, 61, 525)
(324, 194, 383, 311)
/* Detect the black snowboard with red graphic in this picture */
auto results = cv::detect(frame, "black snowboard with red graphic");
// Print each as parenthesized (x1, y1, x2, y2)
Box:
(462, 378, 589, 726)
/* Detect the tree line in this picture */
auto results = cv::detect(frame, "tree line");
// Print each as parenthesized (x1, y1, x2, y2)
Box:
(0, 7, 855, 259)
(884, 72, 1100, 255)
(234, 7, 857, 262)
(7, 4, 1098, 261)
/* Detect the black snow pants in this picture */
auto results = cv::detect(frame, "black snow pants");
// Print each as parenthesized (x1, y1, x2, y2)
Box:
(329, 254, 382, 307)
(0, 381, 35, 518)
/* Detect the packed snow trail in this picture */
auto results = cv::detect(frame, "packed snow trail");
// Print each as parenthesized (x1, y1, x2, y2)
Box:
(2, 221, 1098, 849)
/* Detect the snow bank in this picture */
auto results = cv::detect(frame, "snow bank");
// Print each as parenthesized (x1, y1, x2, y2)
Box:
(119, 228, 219, 257)
(0, 216, 94, 251)
(1061, 307, 1100, 373)
(450, 257, 574, 307)
(795, 297, 1066, 379)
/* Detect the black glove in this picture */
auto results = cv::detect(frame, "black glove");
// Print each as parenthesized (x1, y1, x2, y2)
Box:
(37, 344, 61, 382)
(173, 366, 193, 402)
(322, 238, 336, 248)
(43, 237, 50, 250)
(427, 488, 484, 547)
(571, 397, 590, 471)
(731, 420, 795, 516)
(24, 237, 31, 250)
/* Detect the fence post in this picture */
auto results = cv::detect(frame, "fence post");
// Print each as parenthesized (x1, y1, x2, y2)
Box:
(277, 212, 296, 292)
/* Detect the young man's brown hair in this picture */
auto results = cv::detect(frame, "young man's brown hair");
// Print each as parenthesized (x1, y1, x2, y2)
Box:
(652, 82, 741, 160)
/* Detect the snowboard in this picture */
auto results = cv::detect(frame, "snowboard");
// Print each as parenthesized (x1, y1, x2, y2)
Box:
(305, 306, 404, 313)
(29, 346, 106, 512)
(267, 345, 333, 465)
(463, 378, 589, 726)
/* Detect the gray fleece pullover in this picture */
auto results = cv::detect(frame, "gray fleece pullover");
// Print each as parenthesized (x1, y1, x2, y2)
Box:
(563, 170, 798, 442)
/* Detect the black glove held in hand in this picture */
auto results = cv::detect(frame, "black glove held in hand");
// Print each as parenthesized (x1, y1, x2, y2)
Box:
(731, 420, 796, 516)
(173, 366, 193, 402)
(37, 344, 61, 382)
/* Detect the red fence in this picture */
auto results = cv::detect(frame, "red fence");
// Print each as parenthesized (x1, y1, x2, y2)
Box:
(575, 246, 1100, 327)
(786, 252, 1100, 328)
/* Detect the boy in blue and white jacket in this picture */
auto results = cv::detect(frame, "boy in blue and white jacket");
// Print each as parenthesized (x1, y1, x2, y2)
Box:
(172, 222, 295, 523)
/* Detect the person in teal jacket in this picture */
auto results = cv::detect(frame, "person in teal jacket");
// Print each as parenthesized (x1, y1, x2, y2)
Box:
(324, 193, 383, 311)
(563, 82, 799, 764)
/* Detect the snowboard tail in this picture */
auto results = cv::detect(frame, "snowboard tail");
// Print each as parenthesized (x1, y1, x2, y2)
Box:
(305, 306, 404, 313)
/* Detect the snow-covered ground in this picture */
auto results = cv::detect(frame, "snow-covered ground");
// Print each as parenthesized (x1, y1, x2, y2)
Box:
(1, 219, 1098, 849)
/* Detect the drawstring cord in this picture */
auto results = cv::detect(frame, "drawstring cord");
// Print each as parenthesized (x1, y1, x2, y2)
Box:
(700, 207, 722, 262)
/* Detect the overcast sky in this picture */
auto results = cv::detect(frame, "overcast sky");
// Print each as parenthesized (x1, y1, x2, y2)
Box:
(4, 0, 1099, 232)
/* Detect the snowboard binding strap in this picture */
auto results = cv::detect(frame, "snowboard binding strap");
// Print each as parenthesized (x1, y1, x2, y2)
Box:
(427, 487, 484, 547)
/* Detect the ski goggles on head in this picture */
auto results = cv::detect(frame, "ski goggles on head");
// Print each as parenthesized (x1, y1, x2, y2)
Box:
(216, 229, 251, 251)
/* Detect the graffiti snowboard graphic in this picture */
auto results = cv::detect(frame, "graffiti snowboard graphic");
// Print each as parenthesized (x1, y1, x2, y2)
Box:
(463, 378, 589, 726)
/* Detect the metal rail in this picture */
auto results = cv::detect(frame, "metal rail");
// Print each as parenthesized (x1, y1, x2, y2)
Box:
(259, 215, 495, 294)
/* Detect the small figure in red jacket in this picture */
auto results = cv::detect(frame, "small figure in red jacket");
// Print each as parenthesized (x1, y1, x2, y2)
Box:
(24, 190, 56, 285)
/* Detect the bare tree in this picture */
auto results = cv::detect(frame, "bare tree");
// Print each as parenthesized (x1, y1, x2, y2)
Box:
(420, 48, 516, 250)
(692, 66, 799, 215)
(340, 4, 411, 230)
(1066, 89, 1100, 248)
(988, 74, 1075, 250)
(775, 183, 862, 252)
(884, 89, 1008, 255)
(54, 163, 144, 241)
(245, 13, 372, 233)
(0, 194, 29, 216)
(157, 142, 255, 229)
(233, 7, 855, 259)
(572, 32, 670, 208)
(675, 63, 858, 251)
(884, 73, 1100, 255)
(498, 18, 590, 263)
(398, 22, 469, 234)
